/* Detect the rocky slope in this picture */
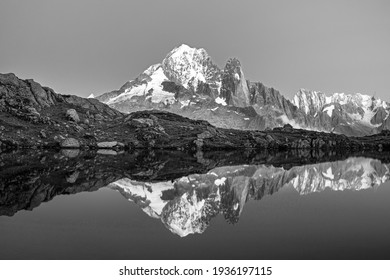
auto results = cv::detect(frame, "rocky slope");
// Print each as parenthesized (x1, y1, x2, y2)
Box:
(0, 72, 124, 150)
(1, 73, 390, 152)
(94, 44, 390, 136)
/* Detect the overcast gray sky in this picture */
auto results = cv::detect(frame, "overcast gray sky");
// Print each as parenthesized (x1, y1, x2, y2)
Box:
(1, 0, 389, 101)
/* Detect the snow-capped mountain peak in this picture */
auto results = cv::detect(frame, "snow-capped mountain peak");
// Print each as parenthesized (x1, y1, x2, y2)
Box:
(94, 44, 390, 137)
(162, 44, 209, 89)
(162, 44, 221, 92)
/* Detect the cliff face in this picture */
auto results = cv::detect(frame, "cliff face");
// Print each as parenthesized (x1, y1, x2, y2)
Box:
(248, 82, 310, 129)
(220, 58, 250, 107)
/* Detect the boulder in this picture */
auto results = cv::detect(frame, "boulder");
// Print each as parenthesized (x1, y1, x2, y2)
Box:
(97, 141, 124, 148)
(66, 109, 80, 123)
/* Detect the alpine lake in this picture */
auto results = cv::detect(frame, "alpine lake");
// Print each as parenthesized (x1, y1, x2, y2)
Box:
(1, 148, 390, 259)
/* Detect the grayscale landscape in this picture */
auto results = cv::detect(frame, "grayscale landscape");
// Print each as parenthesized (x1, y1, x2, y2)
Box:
(1, 0, 390, 260)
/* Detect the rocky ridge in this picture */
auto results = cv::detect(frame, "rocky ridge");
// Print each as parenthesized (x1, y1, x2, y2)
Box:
(293, 89, 390, 136)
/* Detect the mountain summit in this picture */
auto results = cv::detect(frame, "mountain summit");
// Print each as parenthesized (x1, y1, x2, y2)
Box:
(94, 44, 390, 136)
(162, 44, 221, 94)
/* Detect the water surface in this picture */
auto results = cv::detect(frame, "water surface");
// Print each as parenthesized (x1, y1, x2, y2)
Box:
(1, 150, 390, 259)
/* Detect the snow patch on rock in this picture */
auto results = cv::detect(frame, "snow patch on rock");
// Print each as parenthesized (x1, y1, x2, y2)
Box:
(107, 65, 175, 105)
(214, 177, 226, 186)
(215, 97, 227, 106)
(323, 105, 335, 117)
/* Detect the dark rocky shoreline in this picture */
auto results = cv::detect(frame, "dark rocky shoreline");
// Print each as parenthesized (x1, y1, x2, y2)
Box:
(2, 108, 390, 152)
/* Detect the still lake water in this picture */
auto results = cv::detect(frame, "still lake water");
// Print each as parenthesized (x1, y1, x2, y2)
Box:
(1, 149, 390, 259)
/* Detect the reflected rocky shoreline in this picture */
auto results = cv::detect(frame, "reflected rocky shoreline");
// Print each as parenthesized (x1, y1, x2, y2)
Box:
(110, 156, 390, 237)
(1, 149, 390, 237)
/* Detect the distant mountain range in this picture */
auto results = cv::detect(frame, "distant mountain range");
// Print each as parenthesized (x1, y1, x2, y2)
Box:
(94, 44, 390, 136)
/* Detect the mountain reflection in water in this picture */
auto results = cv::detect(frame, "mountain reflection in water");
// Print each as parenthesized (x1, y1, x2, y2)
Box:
(109, 157, 390, 237)
(1, 149, 389, 238)
(2, 149, 390, 259)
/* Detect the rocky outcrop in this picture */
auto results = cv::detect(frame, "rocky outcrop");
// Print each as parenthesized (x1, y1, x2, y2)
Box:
(0, 73, 56, 114)
(380, 116, 390, 131)
(0, 73, 123, 151)
(220, 58, 250, 107)
(0, 73, 121, 118)
(372, 107, 388, 125)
